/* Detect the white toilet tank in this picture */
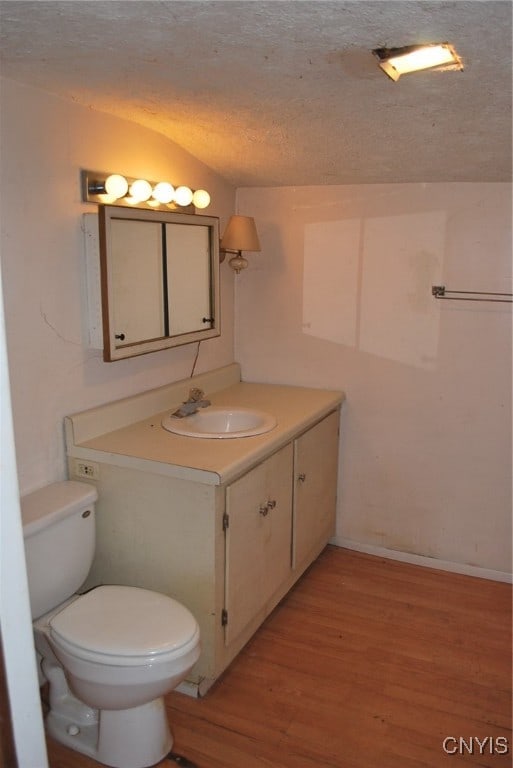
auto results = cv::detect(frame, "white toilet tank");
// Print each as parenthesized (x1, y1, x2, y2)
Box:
(21, 481, 98, 620)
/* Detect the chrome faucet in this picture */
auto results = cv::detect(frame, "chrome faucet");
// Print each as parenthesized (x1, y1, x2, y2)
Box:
(172, 388, 211, 418)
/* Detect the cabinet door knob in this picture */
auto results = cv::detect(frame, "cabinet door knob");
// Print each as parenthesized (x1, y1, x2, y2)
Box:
(298, 473, 306, 482)
(267, 499, 277, 509)
(259, 504, 269, 517)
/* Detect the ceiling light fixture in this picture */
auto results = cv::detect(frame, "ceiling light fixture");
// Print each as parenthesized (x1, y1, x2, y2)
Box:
(372, 42, 463, 81)
(81, 170, 211, 211)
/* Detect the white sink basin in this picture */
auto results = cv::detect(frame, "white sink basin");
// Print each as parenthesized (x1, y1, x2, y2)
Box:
(162, 406, 277, 439)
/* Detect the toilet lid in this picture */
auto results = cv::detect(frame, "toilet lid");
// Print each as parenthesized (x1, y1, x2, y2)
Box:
(50, 585, 199, 662)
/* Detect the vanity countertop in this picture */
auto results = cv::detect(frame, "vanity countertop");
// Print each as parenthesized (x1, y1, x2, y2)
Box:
(66, 367, 344, 485)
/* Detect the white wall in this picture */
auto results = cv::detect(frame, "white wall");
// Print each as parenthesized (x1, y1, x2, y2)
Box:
(236, 183, 512, 576)
(0, 77, 236, 495)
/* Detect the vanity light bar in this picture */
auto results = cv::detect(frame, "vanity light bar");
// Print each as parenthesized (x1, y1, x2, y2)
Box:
(81, 170, 211, 211)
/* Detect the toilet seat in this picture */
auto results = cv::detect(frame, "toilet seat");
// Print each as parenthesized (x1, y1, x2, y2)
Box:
(50, 585, 200, 666)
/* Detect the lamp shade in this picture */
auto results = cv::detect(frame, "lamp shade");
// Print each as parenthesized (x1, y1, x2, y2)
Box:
(220, 216, 261, 252)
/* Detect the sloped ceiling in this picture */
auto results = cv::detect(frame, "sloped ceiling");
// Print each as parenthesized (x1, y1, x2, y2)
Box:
(0, 0, 511, 187)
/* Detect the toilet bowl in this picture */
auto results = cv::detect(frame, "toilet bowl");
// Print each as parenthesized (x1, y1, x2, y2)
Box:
(21, 481, 201, 768)
(34, 586, 200, 768)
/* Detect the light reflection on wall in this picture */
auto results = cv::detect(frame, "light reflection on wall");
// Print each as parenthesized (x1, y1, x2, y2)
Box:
(302, 210, 445, 369)
(303, 219, 360, 347)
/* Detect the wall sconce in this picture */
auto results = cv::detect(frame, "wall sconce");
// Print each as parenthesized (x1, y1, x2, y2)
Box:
(220, 216, 261, 273)
(81, 170, 211, 211)
(372, 42, 462, 81)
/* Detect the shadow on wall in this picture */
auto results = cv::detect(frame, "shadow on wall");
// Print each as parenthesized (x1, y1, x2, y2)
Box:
(302, 210, 446, 370)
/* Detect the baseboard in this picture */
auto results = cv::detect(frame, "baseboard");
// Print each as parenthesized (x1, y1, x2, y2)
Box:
(331, 536, 513, 584)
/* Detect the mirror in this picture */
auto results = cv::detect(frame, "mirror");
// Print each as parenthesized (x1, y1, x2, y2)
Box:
(98, 205, 220, 361)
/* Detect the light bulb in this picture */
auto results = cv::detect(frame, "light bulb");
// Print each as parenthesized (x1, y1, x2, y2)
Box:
(129, 179, 152, 202)
(99, 194, 118, 204)
(174, 186, 193, 206)
(152, 181, 175, 204)
(104, 174, 128, 199)
(192, 189, 211, 209)
(388, 45, 456, 76)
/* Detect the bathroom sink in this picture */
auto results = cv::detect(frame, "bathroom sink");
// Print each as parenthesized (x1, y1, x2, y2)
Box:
(162, 406, 277, 439)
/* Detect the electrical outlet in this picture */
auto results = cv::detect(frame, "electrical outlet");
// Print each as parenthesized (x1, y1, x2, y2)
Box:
(73, 459, 99, 480)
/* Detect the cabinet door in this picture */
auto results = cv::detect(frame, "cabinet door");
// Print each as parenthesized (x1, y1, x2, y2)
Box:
(293, 410, 339, 570)
(224, 444, 293, 646)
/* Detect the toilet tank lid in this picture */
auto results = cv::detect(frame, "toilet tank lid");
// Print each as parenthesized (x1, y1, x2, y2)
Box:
(21, 481, 98, 538)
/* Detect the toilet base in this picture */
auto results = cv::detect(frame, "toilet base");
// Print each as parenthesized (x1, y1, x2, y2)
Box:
(47, 696, 173, 768)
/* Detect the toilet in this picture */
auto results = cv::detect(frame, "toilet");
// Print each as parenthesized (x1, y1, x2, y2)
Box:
(21, 480, 200, 768)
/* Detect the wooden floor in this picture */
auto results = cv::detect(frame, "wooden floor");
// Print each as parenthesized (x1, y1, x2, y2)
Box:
(44, 546, 512, 768)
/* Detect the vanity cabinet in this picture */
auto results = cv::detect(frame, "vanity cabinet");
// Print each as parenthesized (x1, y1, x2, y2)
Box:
(224, 411, 339, 654)
(65, 365, 344, 695)
(224, 443, 293, 646)
(293, 410, 339, 571)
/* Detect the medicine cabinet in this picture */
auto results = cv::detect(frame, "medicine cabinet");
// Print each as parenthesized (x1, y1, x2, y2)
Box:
(97, 205, 220, 361)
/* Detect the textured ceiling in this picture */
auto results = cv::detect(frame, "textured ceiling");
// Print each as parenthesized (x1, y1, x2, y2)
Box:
(0, 1, 511, 187)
